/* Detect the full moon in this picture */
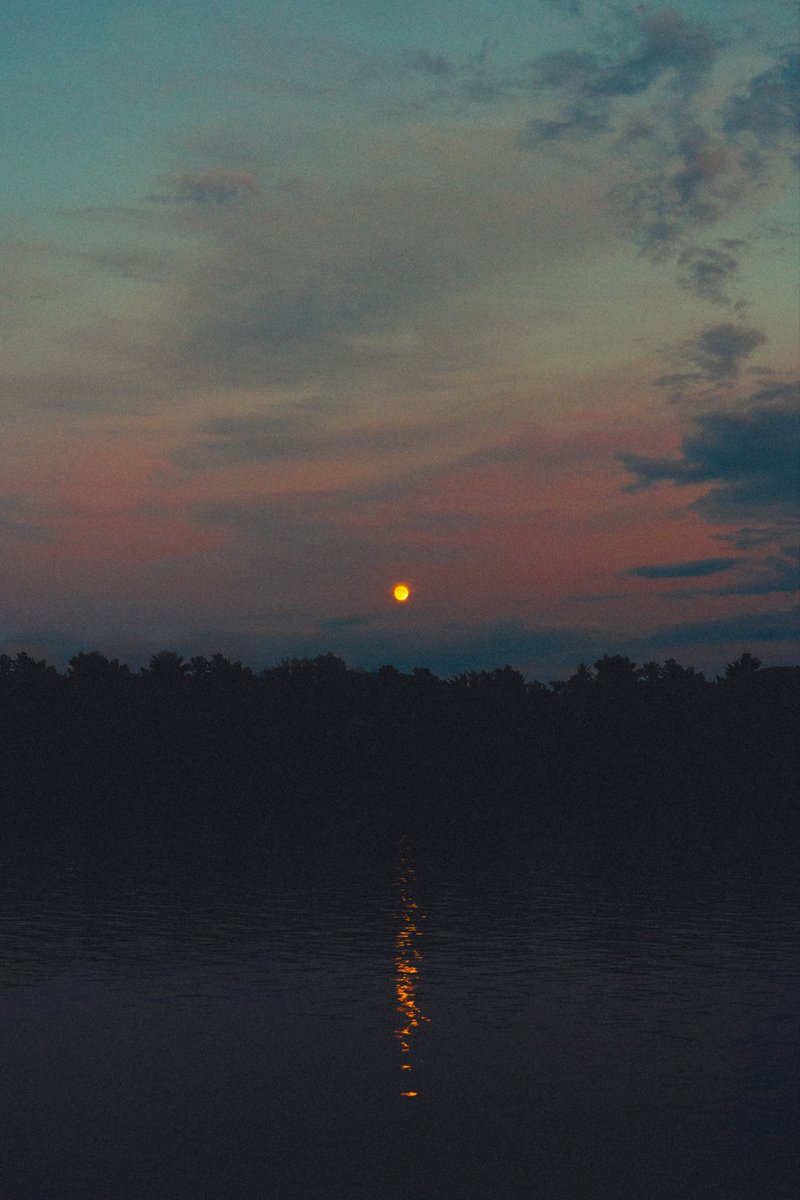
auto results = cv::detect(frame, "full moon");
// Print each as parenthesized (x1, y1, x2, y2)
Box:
(393, 583, 411, 602)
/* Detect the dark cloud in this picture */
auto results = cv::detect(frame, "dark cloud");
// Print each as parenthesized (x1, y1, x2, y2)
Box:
(597, 8, 717, 96)
(619, 398, 800, 523)
(702, 553, 799, 597)
(716, 525, 794, 550)
(519, 10, 746, 257)
(675, 243, 743, 305)
(522, 8, 718, 147)
(572, 592, 631, 603)
(535, 8, 717, 100)
(748, 380, 800, 406)
(405, 50, 451, 77)
(431, 39, 507, 105)
(148, 169, 261, 206)
(529, 50, 599, 91)
(681, 321, 767, 381)
(672, 127, 728, 210)
(645, 608, 799, 649)
(627, 557, 742, 579)
(652, 321, 768, 403)
(609, 127, 733, 255)
(723, 51, 800, 144)
(640, 547, 798, 599)
(518, 101, 609, 145)
(518, 21, 796, 270)
(390, 38, 513, 111)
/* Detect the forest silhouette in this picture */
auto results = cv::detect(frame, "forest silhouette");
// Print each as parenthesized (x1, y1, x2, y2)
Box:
(1, 647, 797, 865)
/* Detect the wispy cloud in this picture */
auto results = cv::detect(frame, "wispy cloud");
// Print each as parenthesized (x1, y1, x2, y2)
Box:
(653, 322, 770, 402)
(645, 608, 800, 649)
(723, 50, 800, 145)
(172, 407, 462, 470)
(147, 168, 262, 206)
(508, 4, 798, 323)
(524, 7, 718, 133)
(627, 557, 742, 579)
(675, 242, 744, 306)
(679, 552, 799, 597)
(681, 323, 767, 380)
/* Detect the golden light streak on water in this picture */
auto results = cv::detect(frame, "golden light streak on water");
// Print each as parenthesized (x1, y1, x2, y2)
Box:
(393, 842, 429, 1098)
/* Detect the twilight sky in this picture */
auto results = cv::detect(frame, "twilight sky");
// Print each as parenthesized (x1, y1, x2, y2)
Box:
(2, 0, 798, 678)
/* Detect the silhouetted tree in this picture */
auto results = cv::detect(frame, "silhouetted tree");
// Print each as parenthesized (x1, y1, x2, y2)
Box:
(143, 650, 191, 681)
(724, 652, 762, 679)
(565, 662, 595, 694)
(68, 651, 132, 687)
(593, 654, 643, 692)
(640, 661, 662, 688)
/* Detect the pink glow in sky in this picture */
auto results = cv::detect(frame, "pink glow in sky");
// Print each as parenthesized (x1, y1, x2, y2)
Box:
(1, 1, 797, 678)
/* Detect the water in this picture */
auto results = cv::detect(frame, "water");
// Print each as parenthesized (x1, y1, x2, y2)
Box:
(1, 837, 797, 1199)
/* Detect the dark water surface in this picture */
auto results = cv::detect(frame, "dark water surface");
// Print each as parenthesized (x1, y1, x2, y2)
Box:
(2, 836, 797, 1199)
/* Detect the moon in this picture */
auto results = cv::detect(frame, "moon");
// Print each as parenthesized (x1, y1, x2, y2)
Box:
(393, 583, 411, 602)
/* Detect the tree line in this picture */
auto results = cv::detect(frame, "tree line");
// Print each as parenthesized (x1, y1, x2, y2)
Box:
(1, 647, 797, 861)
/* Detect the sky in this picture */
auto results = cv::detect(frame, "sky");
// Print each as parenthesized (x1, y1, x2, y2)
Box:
(2, 0, 798, 680)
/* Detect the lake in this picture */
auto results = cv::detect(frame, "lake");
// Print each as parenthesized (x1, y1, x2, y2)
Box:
(1, 832, 797, 1199)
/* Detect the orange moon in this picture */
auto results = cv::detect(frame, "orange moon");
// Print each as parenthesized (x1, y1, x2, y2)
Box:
(393, 583, 411, 602)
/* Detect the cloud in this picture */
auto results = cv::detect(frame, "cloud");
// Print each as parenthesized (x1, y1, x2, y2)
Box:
(703, 553, 798, 597)
(619, 396, 800, 523)
(172, 407, 460, 469)
(75, 245, 179, 283)
(747, 381, 800, 406)
(716, 524, 796, 550)
(148, 168, 261, 206)
(645, 608, 800, 649)
(405, 50, 451, 78)
(0, 368, 162, 415)
(517, 9, 765, 262)
(653, 322, 769, 401)
(681, 321, 767, 381)
(609, 126, 735, 255)
(521, 7, 719, 147)
(675, 243, 743, 305)
(631, 547, 798, 599)
(671, 127, 728, 207)
(723, 50, 800, 144)
(533, 8, 717, 101)
(516, 14, 795, 273)
(627, 557, 742, 579)
(131, 126, 602, 392)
